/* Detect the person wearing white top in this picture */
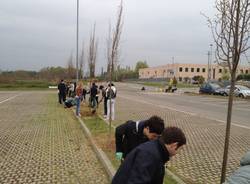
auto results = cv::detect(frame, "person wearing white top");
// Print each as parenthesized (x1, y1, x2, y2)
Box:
(106, 83, 117, 120)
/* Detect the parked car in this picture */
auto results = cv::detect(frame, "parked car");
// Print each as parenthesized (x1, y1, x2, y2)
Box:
(199, 82, 223, 95)
(225, 85, 250, 98)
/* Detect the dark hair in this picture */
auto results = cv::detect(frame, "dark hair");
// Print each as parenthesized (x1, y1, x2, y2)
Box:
(144, 115, 165, 135)
(161, 127, 186, 148)
(99, 85, 104, 90)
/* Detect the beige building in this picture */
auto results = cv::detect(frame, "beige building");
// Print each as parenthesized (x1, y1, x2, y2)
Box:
(139, 63, 250, 82)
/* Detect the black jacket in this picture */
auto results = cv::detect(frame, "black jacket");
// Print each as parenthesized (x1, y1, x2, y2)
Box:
(58, 82, 66, 94)
(115, 120, 148, 158)
(112, 139, 170, 184)
(90, 85, 98, 98)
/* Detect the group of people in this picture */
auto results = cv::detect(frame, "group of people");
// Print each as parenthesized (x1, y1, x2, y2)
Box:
(112, 115, 186, 184)
(57, 79, 117, 119)
(58, 80, 249, 184)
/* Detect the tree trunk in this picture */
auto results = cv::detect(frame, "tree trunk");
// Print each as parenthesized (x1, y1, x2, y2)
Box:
(220, 71, 236, 183)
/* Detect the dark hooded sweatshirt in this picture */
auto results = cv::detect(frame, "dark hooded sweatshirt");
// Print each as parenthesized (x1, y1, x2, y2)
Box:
(112, 139, 170, 184)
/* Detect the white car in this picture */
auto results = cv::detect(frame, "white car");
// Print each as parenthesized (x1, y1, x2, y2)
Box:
(225, 85, 250, 98)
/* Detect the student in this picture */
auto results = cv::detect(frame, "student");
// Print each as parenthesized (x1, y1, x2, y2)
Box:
(58, 79, 67, 104)
(99, 85, 108, 117)
(112, 126, 187, 184)
(115, 115, 165, 160)
(75, 81, 83, 116)
(106, 83, 117, 120)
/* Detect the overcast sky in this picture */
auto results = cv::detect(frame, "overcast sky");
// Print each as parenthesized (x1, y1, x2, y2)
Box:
(0, 0, 234, 72)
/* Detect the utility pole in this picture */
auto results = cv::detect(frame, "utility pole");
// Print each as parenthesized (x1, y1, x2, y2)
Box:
(209, 44, 213, 80)
(76, 0, 79, 82)
(207, 51, 211, 81)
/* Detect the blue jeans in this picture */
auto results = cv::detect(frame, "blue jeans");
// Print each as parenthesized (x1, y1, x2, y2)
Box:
(76, 97, 81, 116)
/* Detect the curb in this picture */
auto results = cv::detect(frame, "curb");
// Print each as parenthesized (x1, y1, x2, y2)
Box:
(72, 110, 116, 181)
(73, 110, 186, 184)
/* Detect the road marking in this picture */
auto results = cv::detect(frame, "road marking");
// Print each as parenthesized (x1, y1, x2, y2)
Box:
(119, 95, 197, 116)
(119, 94, 250, 129)
(0, 95, 19, 104)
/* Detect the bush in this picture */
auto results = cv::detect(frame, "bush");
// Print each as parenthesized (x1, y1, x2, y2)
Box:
(236, 74, 250, 81)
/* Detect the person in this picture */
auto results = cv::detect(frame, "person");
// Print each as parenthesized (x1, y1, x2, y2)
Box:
(82, 87, 87, 101)
(68, 82, 75, 97)
(166, 78, 173, 93)
(115, 115, 165, 160)
(99, 85, 108, 118)
(75, 81, 83, 116)
(112, 126, 187, 184)
(89, 82, 98, 113)
(64, 97, 77, 108)
(106, 83, 117, 120)
(224, 150, 250, 184)
(58, 79, 67, 104)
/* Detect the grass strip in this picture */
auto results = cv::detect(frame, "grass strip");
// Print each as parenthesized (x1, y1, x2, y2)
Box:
(80, 104, 178, 184)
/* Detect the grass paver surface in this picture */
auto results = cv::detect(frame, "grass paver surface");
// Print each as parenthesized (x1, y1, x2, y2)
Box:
(0, 91, 108, 184)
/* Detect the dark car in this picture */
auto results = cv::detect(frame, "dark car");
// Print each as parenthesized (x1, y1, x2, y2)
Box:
(199, 82, 223, 95)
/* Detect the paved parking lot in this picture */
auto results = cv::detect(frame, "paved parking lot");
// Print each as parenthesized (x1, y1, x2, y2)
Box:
(112, 84, 250, 184)
(0, 91, 108, 184)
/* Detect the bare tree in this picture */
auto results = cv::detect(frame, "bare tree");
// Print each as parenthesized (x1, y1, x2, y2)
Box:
(67, 52, 75, 79)
(79, 42, 85, 79)
(107, 0, 123, 81)
(88, 24, 98, 78)
(106, 22, 112, 79)
(205, 0, 250, 183)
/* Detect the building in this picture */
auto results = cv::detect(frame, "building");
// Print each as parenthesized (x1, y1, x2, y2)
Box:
(139, 63, 250, 82)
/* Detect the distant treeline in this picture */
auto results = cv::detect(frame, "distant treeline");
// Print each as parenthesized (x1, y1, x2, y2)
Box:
(0, 66, 77, 83)
(0, 61, 149, 83)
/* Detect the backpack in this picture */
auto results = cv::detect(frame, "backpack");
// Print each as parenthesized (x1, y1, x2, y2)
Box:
(107, 88, 116, 99)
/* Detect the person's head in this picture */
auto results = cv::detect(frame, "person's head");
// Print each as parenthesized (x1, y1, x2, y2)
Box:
(99, 85, 104, 90)
(143, 115, 165, 140)
(61, 79, 64, 83)
(77, 81, 83, 88)
(92, 82, 95, 86)
(160, 127, 186, 157)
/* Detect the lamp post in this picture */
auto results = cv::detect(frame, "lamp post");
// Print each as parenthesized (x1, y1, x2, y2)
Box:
(207, 44, 213, 81)
(76, 0, 79, 82)
(209, 44, 213, 80)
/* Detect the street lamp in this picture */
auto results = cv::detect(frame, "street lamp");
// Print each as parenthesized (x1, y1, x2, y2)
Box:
(207, 44, 213, 81)
(76, 0, 79, 82)
(209, 44, 213, 80)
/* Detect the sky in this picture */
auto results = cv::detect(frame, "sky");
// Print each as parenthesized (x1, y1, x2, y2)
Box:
(0, 0, 239, 73)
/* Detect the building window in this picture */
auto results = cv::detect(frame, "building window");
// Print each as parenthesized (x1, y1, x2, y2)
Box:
(241, 69, 243, 73)
(191, 68, 194, 72)
(219, 69, 222, 73)
(202, 68, 206, 72)
(148, 72, 150, 75)
(185, 68, 189, 72)
(179, 77, 182, 82)
(155, 71, 157, 74)
(246, 70, 249, 74)
(179, 67, 183, 72)
(197, 68, 200, 72)
(163, 70, 166, 73)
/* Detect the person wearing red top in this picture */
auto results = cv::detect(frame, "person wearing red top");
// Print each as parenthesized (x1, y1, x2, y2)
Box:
(75, 81, 83, 116)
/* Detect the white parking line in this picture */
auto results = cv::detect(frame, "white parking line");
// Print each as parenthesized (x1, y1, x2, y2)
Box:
(119, 94, 250, 130)
(0, 95, 19, 104)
